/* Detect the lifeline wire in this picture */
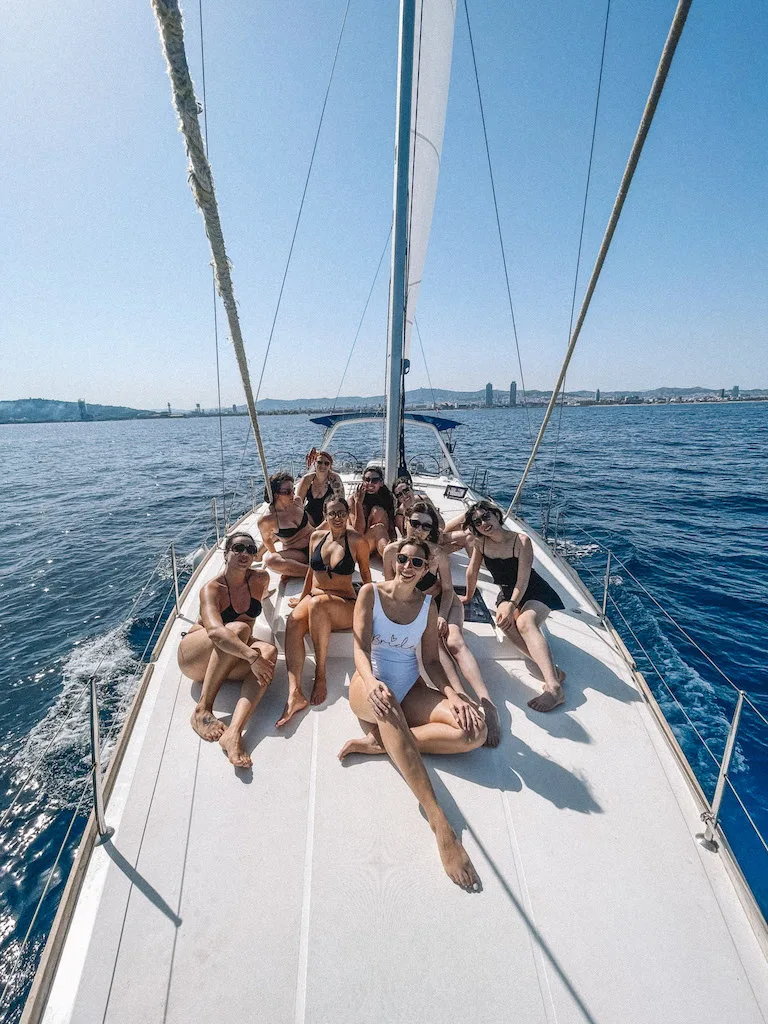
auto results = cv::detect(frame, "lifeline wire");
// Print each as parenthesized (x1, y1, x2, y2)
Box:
(414, 318, 438, 413)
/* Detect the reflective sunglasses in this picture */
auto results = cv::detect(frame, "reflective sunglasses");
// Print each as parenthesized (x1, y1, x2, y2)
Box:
(230, 542, 257, 555)
(396, 553, 426, 568)
(408, 517, 432, 530)
(472, 510, 494, 526)
(363, 475, 382, 484)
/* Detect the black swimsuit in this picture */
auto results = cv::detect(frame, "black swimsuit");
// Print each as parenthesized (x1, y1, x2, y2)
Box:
(310, 532, 356, 577)
(416, 569, 438, 592)
(277, 510, 309, 539)
(220, 575, 263, 624)
(305, 483, 333, 527)
(482, 537, 564, 611)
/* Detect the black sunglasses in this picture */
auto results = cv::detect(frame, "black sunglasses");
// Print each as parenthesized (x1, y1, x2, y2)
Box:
(363, 475, 382, 484)
(276, 486, 294, 495)
(408, 517, 431, 530)
(230, 542, 257, 555)
(394, 486, 411, 497)
(396, 552, 426, 568)
(472, 510, 494, 526)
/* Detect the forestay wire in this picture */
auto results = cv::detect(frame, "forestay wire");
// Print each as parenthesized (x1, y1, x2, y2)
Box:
(510, 0, 694, 512)
(544, 0, 612, 526)
(151, 0, 273, 502)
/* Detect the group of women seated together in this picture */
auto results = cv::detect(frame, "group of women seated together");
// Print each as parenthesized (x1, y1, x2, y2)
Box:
(178, 463, 565, 889)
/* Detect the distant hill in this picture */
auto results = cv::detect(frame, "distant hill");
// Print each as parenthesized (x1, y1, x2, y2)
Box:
(0, 398, 155, 424)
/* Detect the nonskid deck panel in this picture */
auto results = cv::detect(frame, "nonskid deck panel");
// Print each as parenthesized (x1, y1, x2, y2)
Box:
(38, 481, 768, 1024)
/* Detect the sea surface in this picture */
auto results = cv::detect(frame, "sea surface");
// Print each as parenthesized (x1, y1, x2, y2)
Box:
(0, 403, 766, 1019)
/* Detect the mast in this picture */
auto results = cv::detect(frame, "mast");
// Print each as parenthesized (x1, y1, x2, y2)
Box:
(384, 0, 416, 485)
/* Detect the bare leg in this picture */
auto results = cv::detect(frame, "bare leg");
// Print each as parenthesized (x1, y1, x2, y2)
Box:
(219, 643, 277, 768)
(445, 617, 500, 748)
(191, 622, 253, 741)
(277, 601, 310, 727)
(340, 674, 480, 889)
(515, 603, 566, 712)
(307, 594, 354, 705)
(264, 550, 309, 578)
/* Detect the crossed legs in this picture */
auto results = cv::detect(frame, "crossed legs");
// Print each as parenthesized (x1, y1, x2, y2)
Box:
(339, 675, 485, 889)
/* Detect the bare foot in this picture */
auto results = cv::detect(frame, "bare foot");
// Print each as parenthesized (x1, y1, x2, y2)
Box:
(481, 699, 501, 748)
(191, 706, 226, 741)
(434, 823, 480, 890)
(528, 682, 565, 713)
(219, 727, 252, 769)
(276, 692, 309, 727)
(338, 733, 386, 760)
(310, 674, 327, 706)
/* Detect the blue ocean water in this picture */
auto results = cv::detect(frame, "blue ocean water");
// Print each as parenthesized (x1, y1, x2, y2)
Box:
(0, 402, 766, 1019)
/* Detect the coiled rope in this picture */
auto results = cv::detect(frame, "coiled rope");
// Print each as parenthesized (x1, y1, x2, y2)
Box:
(151, 0, 273, 501)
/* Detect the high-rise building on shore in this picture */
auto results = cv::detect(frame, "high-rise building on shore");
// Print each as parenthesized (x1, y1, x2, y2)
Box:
(509, 381, 517, 407)
(595, 388, 601, 403)
(732, 385, 740, 398)
(485, 383, 493, 407)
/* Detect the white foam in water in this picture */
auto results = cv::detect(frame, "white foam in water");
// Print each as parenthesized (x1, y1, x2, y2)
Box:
(12, 625, 140, 810)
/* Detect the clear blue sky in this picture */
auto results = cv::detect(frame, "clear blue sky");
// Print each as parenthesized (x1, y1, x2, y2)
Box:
(2, 0, 766, 408)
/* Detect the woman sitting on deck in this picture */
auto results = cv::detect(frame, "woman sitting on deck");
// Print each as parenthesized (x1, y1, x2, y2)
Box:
(383, 502, 501, 747)
(258, 472, 315, 578)
(178, 531, 277, 769)
(297, 448, 344, 527)
(348, 463, 396, 558)
(392, 473, 444, 536)
(277, 495, 372, 727)
(462, 500, 566, 713)
(339, 538, 487, 889)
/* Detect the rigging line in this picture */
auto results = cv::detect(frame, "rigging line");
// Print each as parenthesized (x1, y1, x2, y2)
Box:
(509, 0, 694, 512)
(197, 0, 227, 524)
(414, 317, 438, 412)
(331, 227, 392, 413)
(152, 0, 273, 503)
(545, 0, 612, 522)
(254, 0, 352, 407)
(463, 0, 537, 467)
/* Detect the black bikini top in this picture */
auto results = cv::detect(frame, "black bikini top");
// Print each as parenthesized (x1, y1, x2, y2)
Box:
(277, 509, 309, 539)
(310, 531, 356, 577)
(416, 569, 438, 592)
(220, 574, 262, 624)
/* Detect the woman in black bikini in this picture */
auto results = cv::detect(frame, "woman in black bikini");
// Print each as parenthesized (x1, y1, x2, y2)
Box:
(383, 503, 500, 746)
(277, 496, 371, 726)
(258, 471, 315, 578)
(462, 500, 566, 713)
(297, 448, 344, 527)
(348, 463, 396, 558)
(178, 531, 277, 769)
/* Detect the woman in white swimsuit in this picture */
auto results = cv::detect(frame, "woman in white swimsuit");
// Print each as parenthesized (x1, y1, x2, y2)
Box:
(338, 538, 487, 889)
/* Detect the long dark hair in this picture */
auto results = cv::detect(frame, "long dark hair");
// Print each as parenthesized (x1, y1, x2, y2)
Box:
(409, 501, 440, 543)
(363, 485, 396, 534)
(463, 499, 504, 535)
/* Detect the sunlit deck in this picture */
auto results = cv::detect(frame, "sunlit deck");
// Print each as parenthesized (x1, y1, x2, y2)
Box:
(33, 481, 768, 1024)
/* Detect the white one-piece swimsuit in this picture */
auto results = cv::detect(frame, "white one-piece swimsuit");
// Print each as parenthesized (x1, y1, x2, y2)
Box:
(369, 585, 432, 703)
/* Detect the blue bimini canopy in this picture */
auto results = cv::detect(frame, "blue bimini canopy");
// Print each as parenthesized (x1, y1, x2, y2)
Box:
(309, 411, 462, 432)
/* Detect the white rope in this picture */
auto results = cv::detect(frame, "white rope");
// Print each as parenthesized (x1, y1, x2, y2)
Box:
(151, 0, 273, 502)
(509, 0, 694, 511)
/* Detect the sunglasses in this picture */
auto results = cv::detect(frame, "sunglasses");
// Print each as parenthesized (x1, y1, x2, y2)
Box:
(276, 487, 294, 495)
(394, 487, 411, 498)
(472, 510, 494, 526)
(363, 476, 382, 484)
(326, 508, 348, 518)
(316, 459, 331, 466)
(230, 542, 257, 555)
(408, 517, 431, 530)
(396, 553, 426, 568)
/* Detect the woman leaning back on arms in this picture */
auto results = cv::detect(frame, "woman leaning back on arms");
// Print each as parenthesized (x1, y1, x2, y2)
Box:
(178, 531, 277, 769)
(462, 500, 566, 712)
(258, 471, 316, 578)
(276, 495, 371, 728)
(338, 538, 487, 889)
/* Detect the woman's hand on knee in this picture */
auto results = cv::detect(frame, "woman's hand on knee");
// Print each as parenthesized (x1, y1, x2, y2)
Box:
(447, 689, 483, 740)
(496, 602, 517, 631)
(367, 680, 396, 719)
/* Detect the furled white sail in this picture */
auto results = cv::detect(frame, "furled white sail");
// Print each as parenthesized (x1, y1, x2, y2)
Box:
(403, 0, 457, 357)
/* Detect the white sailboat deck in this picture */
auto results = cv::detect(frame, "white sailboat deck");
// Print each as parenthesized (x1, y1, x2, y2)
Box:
(39, 481, 768, 1024)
